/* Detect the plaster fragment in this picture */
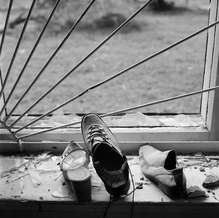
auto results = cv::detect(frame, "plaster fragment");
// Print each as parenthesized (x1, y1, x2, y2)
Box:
(187, 185, 208, 199)
(51, 190, 71, 198)
(203, 174, 219, 189)
(199, 167, 205, 172)
(28, 170, 42, 187)
(5, 173, 29, 183)
(159, 114, 201, 127)
(104, 112, 161, 126)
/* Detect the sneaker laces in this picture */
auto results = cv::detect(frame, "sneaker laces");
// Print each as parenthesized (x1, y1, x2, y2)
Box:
(87, 125, 110, 150)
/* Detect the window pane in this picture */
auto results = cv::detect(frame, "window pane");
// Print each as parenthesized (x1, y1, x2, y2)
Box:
(1, 0, 209, 116)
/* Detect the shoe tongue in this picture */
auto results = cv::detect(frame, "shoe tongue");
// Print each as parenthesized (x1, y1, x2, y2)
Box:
(94, 136, 104, 143)
(91, 138, 123, 159)
(92, 141, 103, 154)
(92, 140, 113, 156)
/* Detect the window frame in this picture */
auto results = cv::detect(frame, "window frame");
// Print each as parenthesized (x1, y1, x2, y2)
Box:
(201, 0, 219, 141)
(0, 0, 219, 154)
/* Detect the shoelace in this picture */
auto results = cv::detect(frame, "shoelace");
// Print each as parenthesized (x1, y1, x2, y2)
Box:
(102, 166, 136, 218)
(86, 125, 110, 152)
(87, 124, 123, 157)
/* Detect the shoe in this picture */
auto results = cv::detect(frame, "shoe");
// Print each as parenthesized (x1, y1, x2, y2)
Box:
(139, 145, 187, 199)
(60, 140, 90, 172)
(81, 113, 130, 196)
(60, 141, 91, 202)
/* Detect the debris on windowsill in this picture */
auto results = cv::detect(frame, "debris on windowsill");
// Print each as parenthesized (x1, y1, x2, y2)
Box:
(202, 174, 219, 189)
(135, 182, 143, 189)
(103, 112, 161, 127)
(51, 185, 73, 199)
(186, 186, 208, 199)
(127, 156, 139, 165)
(36, 111, 80, 128)
(28, 170, 42, 187)
(6, 111, 80, 129)
(177, 153, 219, 168)
(5, 113, 204, 130)
(199, 167, 205, 172)
(159, 114, 203, 127)
(51, 191, 71, 199)
(5, 173, 29, 184)
(1, 154, 219, 203)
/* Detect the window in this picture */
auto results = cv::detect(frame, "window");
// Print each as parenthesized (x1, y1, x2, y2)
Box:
(0, 0, 219, 154)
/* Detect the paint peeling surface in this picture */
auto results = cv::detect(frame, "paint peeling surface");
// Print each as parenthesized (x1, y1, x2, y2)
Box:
(1, 154, 219, 202)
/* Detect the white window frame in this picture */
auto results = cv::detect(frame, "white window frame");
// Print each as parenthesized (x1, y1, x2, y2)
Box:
(1, 0, 219, 154)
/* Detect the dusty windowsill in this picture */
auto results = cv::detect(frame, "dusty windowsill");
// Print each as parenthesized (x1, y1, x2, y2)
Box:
(0, 154, 219, 202)
(1, 154, 219, 217)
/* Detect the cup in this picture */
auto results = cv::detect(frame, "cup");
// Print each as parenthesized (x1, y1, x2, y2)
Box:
(66, 166, 91, 202)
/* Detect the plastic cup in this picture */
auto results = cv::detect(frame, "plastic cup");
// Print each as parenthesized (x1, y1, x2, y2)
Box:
(66, 167, 91, 202)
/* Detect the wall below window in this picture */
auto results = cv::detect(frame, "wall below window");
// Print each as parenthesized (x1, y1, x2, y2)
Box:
(1, 201, 219, 218)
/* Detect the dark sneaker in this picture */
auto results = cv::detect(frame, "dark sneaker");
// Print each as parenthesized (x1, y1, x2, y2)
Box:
(81, 113, 130, 196)
(139, 145, 187, 199)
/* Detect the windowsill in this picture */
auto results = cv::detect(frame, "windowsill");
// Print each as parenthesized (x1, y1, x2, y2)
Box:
(0, 156, 219, 217)
(1, 114, 219, 217)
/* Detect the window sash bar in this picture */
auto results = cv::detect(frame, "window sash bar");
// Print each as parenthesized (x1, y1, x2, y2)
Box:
(0, 69, 7, 117)
(0, 0, 62, 118)
(0, 120, 18, 141)
(0, 0, 13, 118)
(3, 0, 97, 123)
(13, 20, 219, 133)
(0, 0, 13, 56)
(7, 0, 154, 127)
(17, 85, 219, 139)
(0, 0, 37, 100)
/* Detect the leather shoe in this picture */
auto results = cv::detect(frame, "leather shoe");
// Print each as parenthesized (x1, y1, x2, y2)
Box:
(139, 145, 187, 199)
